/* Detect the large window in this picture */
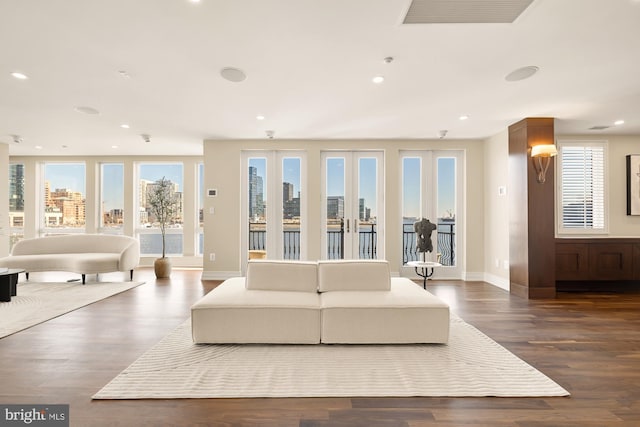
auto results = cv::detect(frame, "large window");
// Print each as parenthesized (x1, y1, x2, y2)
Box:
(557, 141, 608, 234)
(42, 163, 86, 234)
(137, 163, 184, 256)
(100, 163, 124, 234)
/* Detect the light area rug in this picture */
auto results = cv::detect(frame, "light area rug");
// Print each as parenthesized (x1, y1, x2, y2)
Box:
(0, 281, 144, 339)
(93, 316, 569, 399)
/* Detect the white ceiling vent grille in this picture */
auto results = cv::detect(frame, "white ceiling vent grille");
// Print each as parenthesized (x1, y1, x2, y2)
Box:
(403, 0, 535, 24)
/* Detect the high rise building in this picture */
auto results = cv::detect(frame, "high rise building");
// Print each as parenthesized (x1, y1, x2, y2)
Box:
(249, 166, 265, 219)
(283, 182, 294, 202)
(359, 198, 365, 220)
(9, 164, 25, 212)
(327, 196, 344, 219)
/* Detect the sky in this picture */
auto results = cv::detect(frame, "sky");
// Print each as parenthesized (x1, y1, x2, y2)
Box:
(403, 157, 456, 219)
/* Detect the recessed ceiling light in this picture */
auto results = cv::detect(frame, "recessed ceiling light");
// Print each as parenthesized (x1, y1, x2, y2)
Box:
(11, 72, 28, 80)
(614, 119, 625, 125)
(111, 145, 119, 149)
(35, 145, 43, 150)
(372, 76, 385, 84)
(120, 124, 130, 129)
(220, 67, 246, 82)
(256, 115, 265, 121)
(189, 0, 201, 3)
(74, 106, 100, 115)
(10, 134, 22, 143)
(459, 115, 469, 121)
(117, 70, 131, 79)
(62, 145, 68, 149)
(505, 66, 539, 82)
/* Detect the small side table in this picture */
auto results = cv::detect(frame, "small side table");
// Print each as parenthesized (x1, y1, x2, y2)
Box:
(407, 261, 442, 289)
(0, 269, 24, 302)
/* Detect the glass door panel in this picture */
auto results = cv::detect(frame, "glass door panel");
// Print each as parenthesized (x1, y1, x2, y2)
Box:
(437, 157, 456, 266)
(402, 157, 421, 264)
(358, 157, 377, 259)
(248, 158, 267, 259)
(282, 157, 301, 260)
(325, 157, 346, 259)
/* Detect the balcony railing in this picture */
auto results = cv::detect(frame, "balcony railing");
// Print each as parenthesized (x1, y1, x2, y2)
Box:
(249, 221, 454, 265)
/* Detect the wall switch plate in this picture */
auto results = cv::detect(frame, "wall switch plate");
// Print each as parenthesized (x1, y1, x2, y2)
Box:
(209, 207, 215, 214)
(209, 253, 215, 261)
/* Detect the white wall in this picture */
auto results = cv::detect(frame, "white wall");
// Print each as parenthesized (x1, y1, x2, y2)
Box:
(202, 139, 485, 279)
(482, 130, 510, 290)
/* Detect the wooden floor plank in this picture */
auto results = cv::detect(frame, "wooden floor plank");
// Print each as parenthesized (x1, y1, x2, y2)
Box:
(1, 269, 639, 426)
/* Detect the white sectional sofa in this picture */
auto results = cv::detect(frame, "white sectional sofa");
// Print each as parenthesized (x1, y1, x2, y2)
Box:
(191, 259, 450, 344)
(0, 234, 140, 284)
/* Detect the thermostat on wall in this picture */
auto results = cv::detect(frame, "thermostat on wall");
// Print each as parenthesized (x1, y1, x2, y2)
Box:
(207, 189, 218, 197)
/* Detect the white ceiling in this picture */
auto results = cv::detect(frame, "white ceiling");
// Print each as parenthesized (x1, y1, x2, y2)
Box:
(2, 0, 640, 156)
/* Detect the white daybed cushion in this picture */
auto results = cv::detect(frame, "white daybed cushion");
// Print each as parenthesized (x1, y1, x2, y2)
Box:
(318, 259, 390, 292)
(320, 277, 450, 344)
(245, 260, 318, 292)
(191, 277, 321, 344)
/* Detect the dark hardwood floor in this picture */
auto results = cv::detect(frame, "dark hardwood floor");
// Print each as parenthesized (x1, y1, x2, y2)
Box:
(1, 269, 639, 426)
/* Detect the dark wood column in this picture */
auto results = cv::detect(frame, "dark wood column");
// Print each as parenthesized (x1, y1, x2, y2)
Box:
(508, 118, 556, 299)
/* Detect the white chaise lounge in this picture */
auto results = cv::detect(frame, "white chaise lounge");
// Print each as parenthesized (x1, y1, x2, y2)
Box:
(0, 234, 140, 284)
(191, 259, 450, 344)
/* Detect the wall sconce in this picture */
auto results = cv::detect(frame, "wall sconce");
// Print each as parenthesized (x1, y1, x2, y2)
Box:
(531, 144, 557, 183)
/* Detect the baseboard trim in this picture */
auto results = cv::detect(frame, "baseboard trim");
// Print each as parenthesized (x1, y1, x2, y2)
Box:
(463, 272, 484, 282)
(483, 273, 510, 291)
(201, 271, 241, 281)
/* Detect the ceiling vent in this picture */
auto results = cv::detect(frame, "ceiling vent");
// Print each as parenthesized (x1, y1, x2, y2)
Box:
(403, 0, 535, 24)
(589, 125, 611, 131)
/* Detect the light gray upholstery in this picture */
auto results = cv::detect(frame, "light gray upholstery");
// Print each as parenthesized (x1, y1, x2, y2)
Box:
(0, 234, 140, 281)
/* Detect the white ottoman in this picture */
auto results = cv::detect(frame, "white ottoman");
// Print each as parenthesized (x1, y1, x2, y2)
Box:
(191, 260, 322, 344)
(191, 278, 321, 344)
(320, 277, 450, 344)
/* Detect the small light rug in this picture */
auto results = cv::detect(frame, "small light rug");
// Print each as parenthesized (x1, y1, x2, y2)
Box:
(93, 316, 569, 399)
(0, 281, 144, 339)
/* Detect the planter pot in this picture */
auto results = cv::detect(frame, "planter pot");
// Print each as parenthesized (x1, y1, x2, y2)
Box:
(154, 257, 172, 278)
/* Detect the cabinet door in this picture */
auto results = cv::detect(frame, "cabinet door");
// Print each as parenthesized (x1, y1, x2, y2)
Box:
(634, 244, 640, 280)
(588, 243, 633, 280)
(556, 243, 589, 280)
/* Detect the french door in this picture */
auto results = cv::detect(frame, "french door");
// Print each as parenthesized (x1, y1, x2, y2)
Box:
(400, 150, 463, 279)
(241, 151, 306, 269)
(321, 151, 384, 260)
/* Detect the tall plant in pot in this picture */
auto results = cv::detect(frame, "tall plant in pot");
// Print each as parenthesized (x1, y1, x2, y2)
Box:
(147, 177, 179, 278)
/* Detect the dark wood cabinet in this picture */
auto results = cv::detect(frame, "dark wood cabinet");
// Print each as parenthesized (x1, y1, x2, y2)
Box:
(556, 243, 589, 281)
(556, 239, 640, 291)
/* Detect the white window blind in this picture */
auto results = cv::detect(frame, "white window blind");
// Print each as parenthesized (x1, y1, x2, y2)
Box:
(557, 142, 607, 233)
